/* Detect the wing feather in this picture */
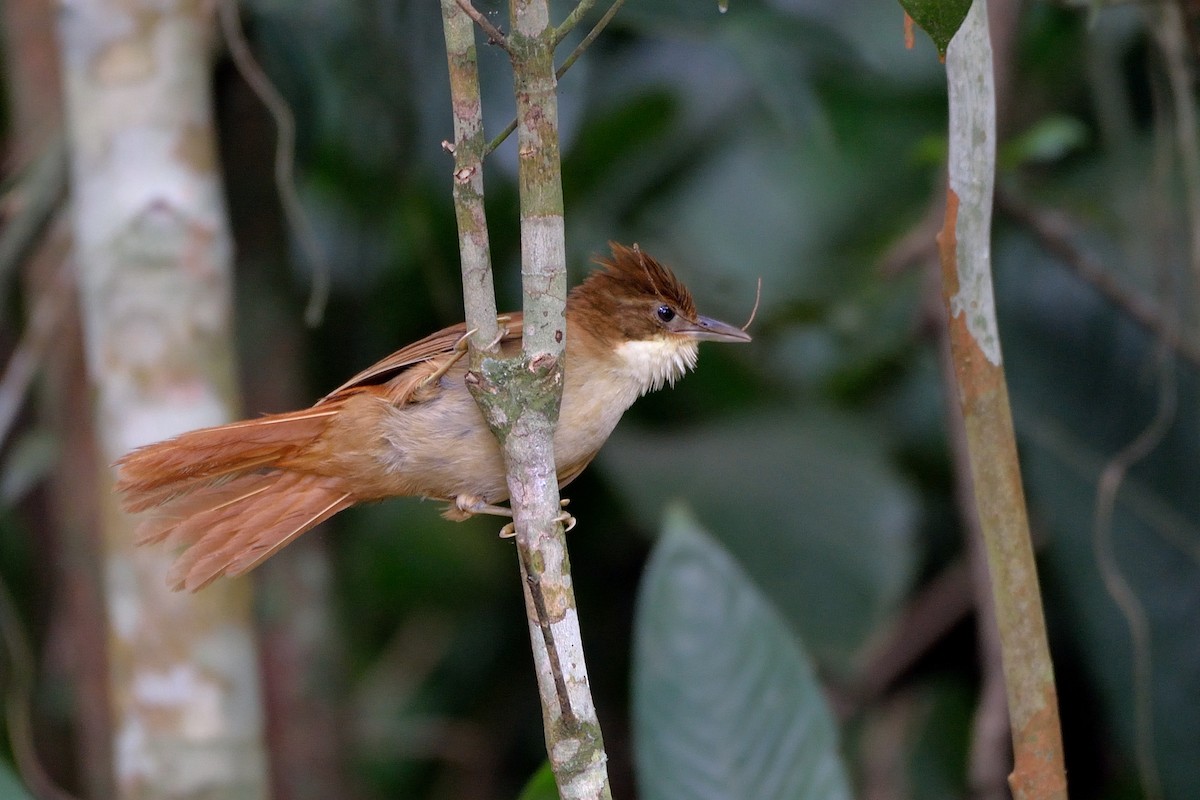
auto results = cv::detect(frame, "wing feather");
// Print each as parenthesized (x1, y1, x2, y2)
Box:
(319, 314, 523, 403)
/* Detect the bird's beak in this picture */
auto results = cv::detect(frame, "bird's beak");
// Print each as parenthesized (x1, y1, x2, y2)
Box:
(679, 315, 753, 343)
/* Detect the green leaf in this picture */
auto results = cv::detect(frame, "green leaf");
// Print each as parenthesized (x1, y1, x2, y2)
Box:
(516, 761, 559, 800)
(999, 115, 1089, 170)
(601, 407, 918, 675)
(0, 762, 33, 800)
(897, 0, 973, 57)
(633, 507, 852, 800)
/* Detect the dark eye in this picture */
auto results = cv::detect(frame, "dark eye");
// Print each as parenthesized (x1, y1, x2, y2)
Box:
(656, 305, 676, 323)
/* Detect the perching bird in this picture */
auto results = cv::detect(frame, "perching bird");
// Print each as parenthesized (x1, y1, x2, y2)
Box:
(116, 243, 751, 591)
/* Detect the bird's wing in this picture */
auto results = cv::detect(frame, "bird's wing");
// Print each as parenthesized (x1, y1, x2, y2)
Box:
(318, 314, 524, 406)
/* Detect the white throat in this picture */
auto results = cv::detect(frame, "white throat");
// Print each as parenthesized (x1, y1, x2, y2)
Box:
(613, 338, 699, 396)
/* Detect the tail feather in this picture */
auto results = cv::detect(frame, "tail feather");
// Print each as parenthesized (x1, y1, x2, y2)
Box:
(135, 470, 354, 592)
(116, 408, 353, 592)
(115, 407, 339, 511)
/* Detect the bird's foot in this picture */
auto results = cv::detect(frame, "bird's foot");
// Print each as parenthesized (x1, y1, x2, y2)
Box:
(497, 499, 575, 538)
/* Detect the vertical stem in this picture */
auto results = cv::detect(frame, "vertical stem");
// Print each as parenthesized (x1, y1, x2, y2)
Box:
(510, 0, 568, 356)
(939, 2, 1067, 799)
(57, 1, 269, 796)
(439, 0, 611, 795)
(441, 0, 500, 360)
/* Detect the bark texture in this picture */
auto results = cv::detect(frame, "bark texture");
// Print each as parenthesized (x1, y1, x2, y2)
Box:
(57, 2, 270, 796)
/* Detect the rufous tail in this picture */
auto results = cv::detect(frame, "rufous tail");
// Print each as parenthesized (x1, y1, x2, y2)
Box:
(115, 408, 354, 592)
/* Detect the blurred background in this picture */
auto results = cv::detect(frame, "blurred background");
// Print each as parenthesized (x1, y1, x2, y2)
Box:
(2, 0, 1199, 797)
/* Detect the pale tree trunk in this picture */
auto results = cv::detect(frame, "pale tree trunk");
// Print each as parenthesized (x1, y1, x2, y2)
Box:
(56, 2, 269, 797)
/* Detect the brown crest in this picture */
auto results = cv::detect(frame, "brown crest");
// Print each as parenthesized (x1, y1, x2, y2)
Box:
(576, 242, 697, 317)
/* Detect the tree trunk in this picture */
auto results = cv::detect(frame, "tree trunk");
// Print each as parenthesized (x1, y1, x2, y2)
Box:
(56, 1, 270, 796)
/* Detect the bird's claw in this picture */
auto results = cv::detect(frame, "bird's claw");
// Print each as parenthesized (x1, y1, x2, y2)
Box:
(421, 329, 478, 390)
(496, 499, 576, 538)
(453, 327, 477, 353)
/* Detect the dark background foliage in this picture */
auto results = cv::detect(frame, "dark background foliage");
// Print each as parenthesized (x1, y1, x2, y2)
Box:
(3, 0, 1198, 798)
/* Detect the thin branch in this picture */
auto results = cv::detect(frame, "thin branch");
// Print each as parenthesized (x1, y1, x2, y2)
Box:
(837, 558, 974, 717)
(552, 0, 600, 45)
(997, 191, 1200, 369)
(441, 0, 499, 355)
(484, 0, 627, 157)
(0, 231, 70, 449)
(0, 135, 66, 311)
(483, 118, 517, 160)
(454, 0, 512, 54)
(0, 574, 78, 800)
(216, 0, 330, 326)
(518, 547, 579, 730)
(555, 0, 627, 80)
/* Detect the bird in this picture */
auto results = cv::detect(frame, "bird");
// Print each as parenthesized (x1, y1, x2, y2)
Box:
(116, 243, 752, 591)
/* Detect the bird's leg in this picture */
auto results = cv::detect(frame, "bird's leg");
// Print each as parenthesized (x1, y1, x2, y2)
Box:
(455, 494, 512, 518)
(418, 327, 478, 389)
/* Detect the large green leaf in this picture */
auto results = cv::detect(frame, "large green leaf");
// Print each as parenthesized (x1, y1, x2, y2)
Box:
(633, 507, 852, 800)
(601, 407, 918, 675)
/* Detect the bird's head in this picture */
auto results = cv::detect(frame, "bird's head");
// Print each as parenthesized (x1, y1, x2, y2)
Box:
(569, 243, 751, 393)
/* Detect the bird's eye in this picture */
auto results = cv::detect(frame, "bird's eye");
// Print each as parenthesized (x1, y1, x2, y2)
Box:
(656, 305, 676, 323)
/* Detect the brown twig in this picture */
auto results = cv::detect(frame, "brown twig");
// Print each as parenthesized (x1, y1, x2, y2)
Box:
(997, 191, 1200, 369)
(0, 575, 79, 800)
(1083, 14, 1189, 795)
(216, 0, 330, 326)
(454, 0, 512, 54)
(0, 135, 66, 311)
(1153, 0, 1200, 293)
(837, 558, 974, 717)
(0, 232, 70, 449)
